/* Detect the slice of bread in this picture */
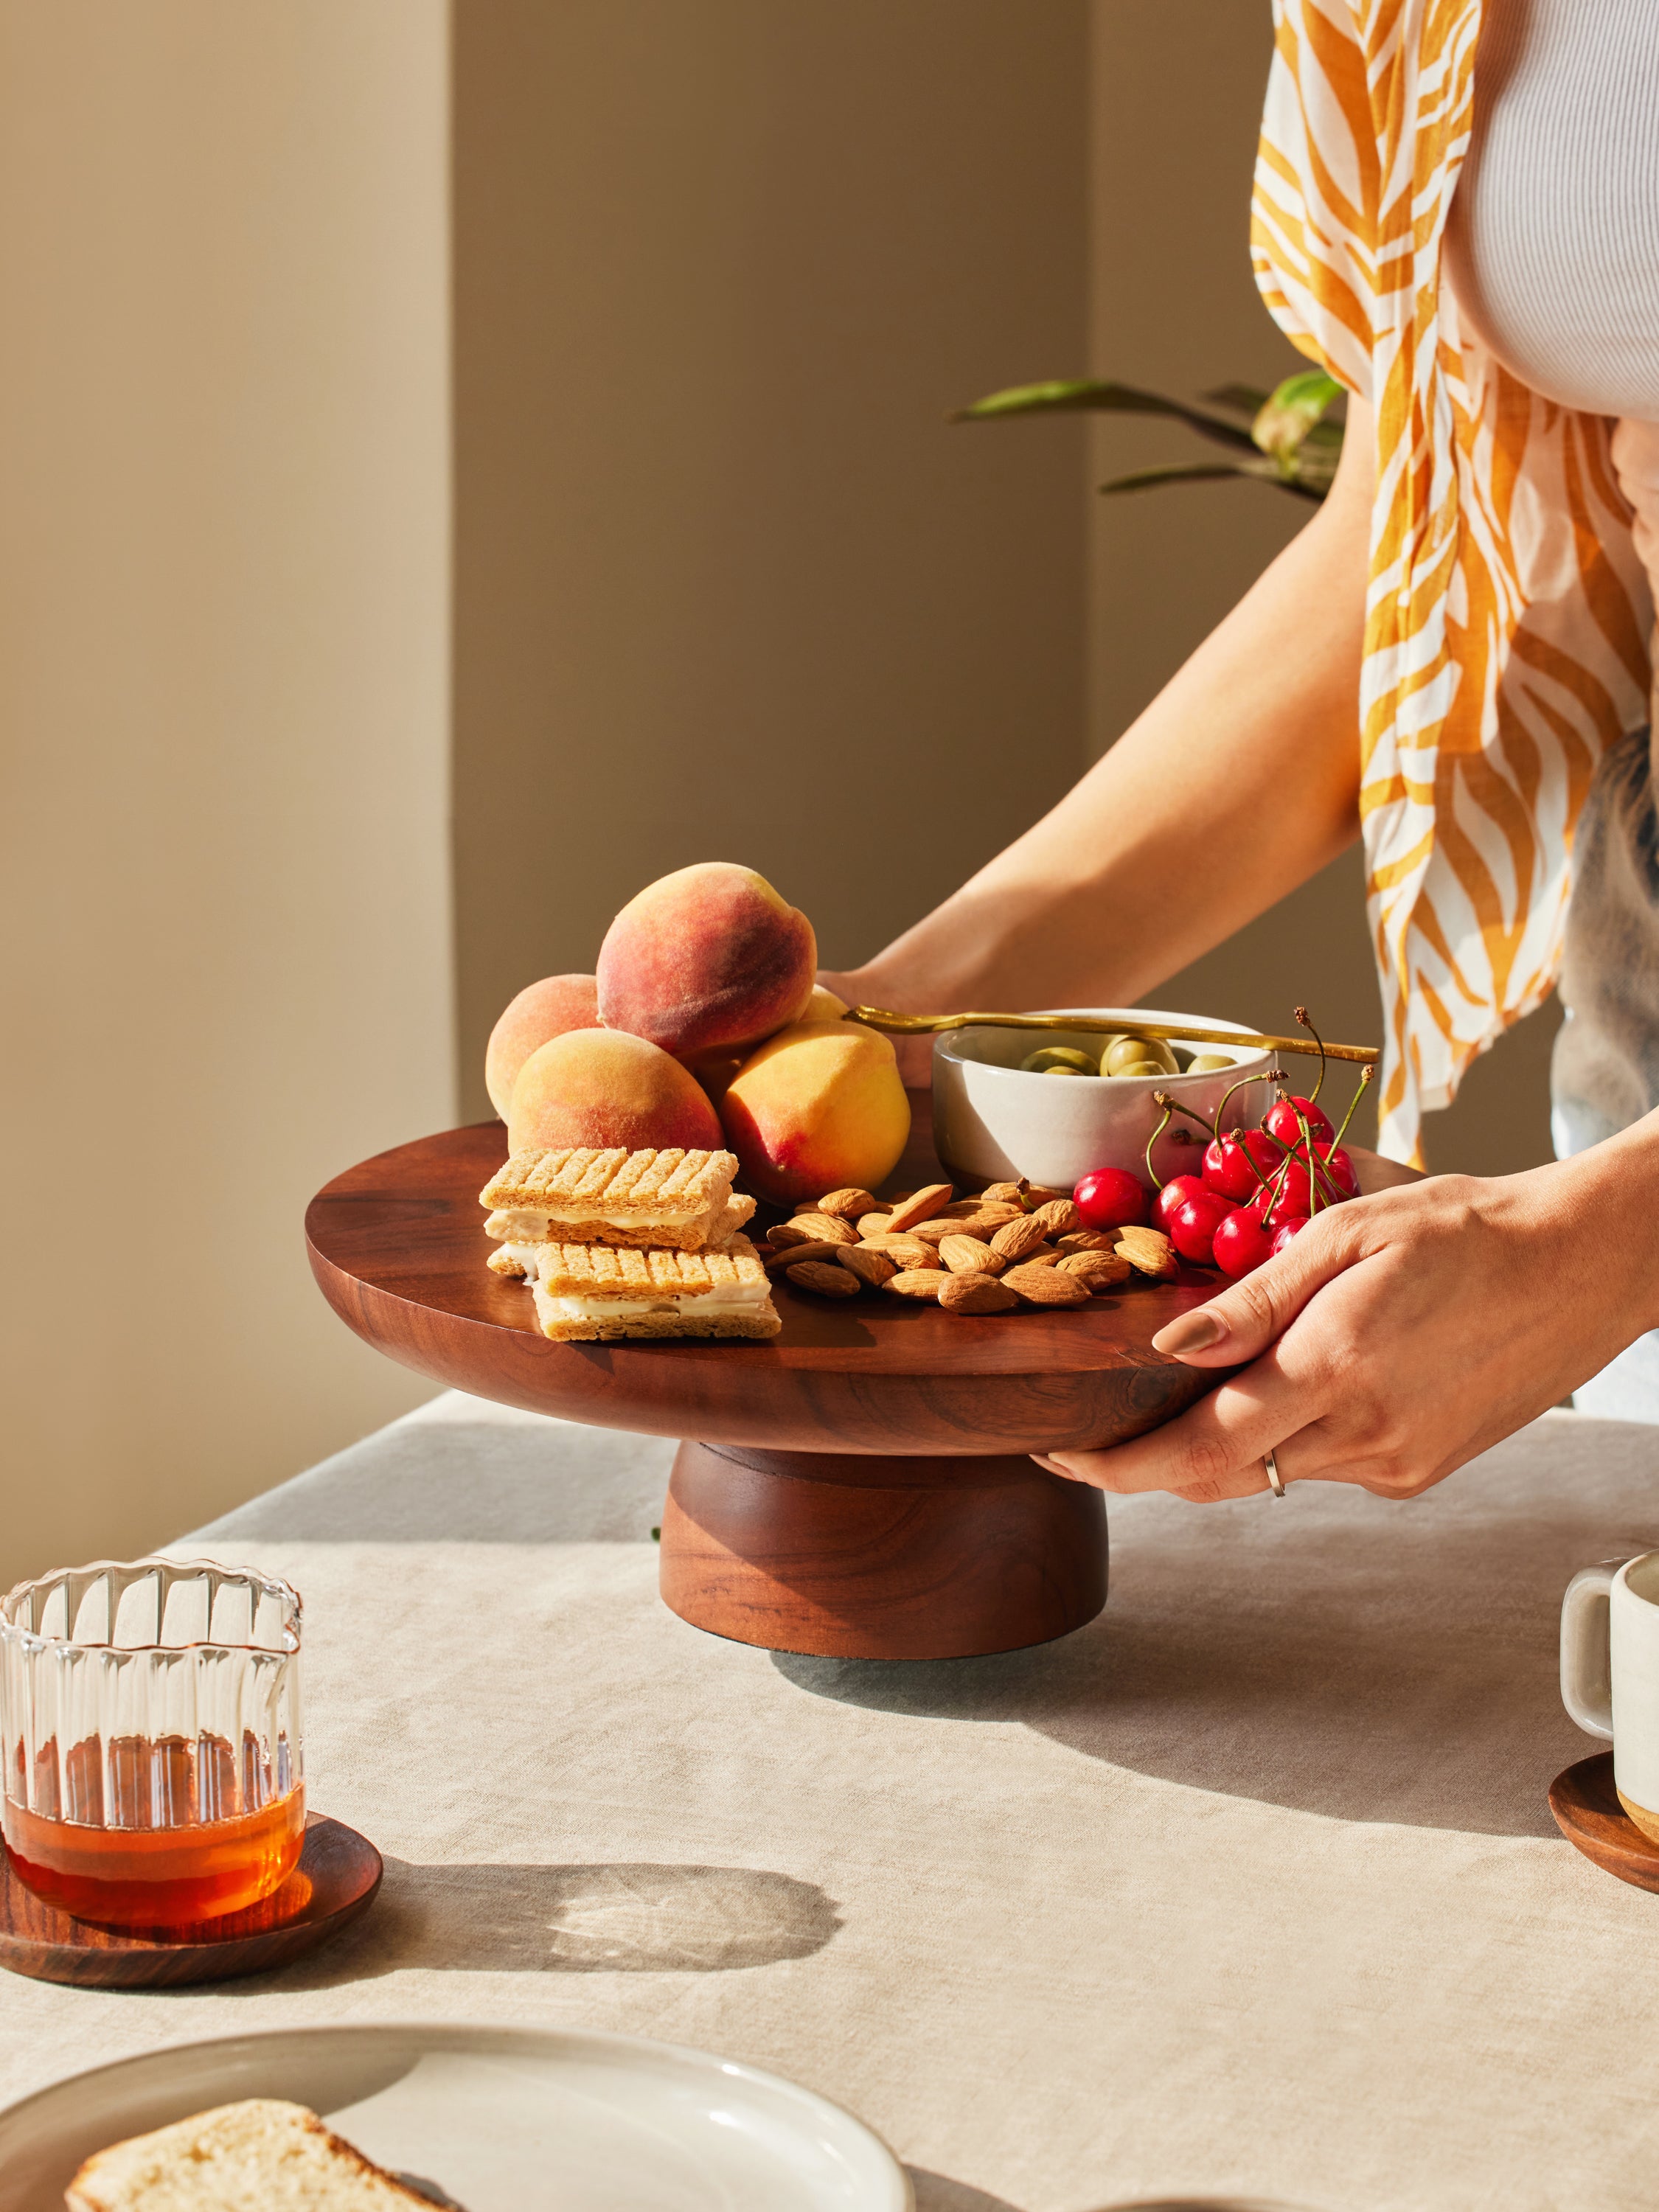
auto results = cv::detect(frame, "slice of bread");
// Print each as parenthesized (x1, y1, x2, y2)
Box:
(66, 2098, 445, 2212)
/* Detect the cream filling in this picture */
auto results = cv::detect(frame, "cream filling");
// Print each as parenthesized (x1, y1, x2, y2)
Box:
(545, 1284, 770, 1319)
(486, 1203, 716, 1240)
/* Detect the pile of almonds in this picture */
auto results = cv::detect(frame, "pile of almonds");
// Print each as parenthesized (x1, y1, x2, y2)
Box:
(752, 1180, 1178, 1318)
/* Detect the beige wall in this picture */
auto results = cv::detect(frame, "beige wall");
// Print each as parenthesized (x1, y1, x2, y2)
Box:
(0, 2, 453, 1585)
(452, 0, 1090, 1119)
(1088, 0, 1559, 1174)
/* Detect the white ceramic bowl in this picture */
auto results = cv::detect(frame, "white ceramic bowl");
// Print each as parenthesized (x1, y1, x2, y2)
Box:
(931, 1005, 1276, 1192)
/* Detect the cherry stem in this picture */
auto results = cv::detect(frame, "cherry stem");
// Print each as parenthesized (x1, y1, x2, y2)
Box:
(1215, 1065, 1284, 1135)
(1261, 1120, 1343, 1206)
(1294, 1006, 1327, 1106)
(1295, 1106, 1322, 1216)
(1153, 1090, 1217, 1138)
(1329, 1061, 1374, 1153)
(1145, 1102, 1174, 1191)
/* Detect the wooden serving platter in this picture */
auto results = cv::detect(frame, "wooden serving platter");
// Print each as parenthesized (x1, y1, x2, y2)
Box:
(0, 1815, 382, 1988)
(305, 1108, 1228, 1658)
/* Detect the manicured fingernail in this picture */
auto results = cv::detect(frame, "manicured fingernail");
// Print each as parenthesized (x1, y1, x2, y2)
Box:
(1152, 1310, 1226, 1356)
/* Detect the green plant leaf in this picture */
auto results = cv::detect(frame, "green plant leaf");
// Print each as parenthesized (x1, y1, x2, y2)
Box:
(1251, 369, 1343, 473)
(1099, 459, 1324, 501)
(951, 378, 1258, 451)
(1200, 383, 1271, 417)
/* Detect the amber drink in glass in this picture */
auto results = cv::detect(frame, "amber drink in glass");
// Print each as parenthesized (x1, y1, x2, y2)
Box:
(1, 1558, 303, 1926)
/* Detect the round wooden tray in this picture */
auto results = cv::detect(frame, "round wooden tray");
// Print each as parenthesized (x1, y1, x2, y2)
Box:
(306, 1110, 1226, 1659)
(1550, 1751, 1659, 1893)
(0, 1814, 382, 1988)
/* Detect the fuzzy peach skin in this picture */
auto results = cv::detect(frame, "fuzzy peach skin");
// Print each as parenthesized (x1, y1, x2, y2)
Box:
(801, 984, 848, 1022)
(719, 1020, 911, 1206)
(597, 863, 817, 1061)
(508, 1028, 723, 1155)
(484, 973, 601, 1120)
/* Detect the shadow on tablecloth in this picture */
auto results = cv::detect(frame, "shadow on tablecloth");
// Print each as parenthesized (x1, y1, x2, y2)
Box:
(773, 1419, 1659, 1838)
(195, 1858, 841, 1989)
(907, 2181, 1315, 2212)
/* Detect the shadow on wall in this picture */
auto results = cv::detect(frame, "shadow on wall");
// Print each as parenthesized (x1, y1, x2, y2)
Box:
(774, 1421, 1659, 1839)
(198, 1860, 840, 1993)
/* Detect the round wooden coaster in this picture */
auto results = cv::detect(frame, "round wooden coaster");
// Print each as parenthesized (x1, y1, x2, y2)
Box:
(0, 1813, 383, 1988)
(1549, 1752, 1659, 1893)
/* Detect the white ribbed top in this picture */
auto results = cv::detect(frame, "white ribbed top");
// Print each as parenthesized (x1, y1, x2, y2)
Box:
(1446, 0, 1659, 420)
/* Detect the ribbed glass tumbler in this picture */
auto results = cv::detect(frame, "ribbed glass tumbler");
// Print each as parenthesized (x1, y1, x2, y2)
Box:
(1, 1557, 304, 1927)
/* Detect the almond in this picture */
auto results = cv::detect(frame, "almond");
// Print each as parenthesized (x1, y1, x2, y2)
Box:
(883, 1183, 953, 1236)
(859, 1235, 942, 1270)
(1030, 1197, 1084, 1239)
(1115, 1225, 1179, 1280)
(978, 1180, 1029, 1207)
(1023, 1185, 1071, 1209)
(907, 1219, 963, 1245)
(837, 1243, 898, 1287)
(938, 1234, 1005, 1276)
(1057, 1249, 1132, 1290)
(940, 1198, 987, 1219)
(990, 1213, 1055, 1264)
(771, 1214, 856, 1249)
(938, 1271, 1018, 1315)
(1057, 1230, 1122, 1254)
(883, 1268, 944, 1301)
(856, 1211, 895, 1238)
(787, 1259, 860, 1298)
(957, 1202, 1024, 1231)
(817, 1186, 878, 1221)
(1002, 1260, 1091, 1307)
(761, 1244, 812, 1273)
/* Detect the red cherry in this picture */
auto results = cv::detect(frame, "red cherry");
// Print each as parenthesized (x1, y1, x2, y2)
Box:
(1317, 1143, 1358, 1198)
(1212, 1206, 1274, 1279)
(1168, 1187, 1234, 1265)
(1250, 1178, 1307, 1233)
(1152, 1174, 1208, 1237)
(1270, 1216, 1312, 1256)
(1200, 1129, 1276, 1203)
(1073, 1166, 1150, 1232)
(1265, 1095, 1335, 1147)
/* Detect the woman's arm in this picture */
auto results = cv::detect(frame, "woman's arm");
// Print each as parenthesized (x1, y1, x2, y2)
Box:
(1040, 1107, 1659, 1504)
(827, 399, 1376, 1019)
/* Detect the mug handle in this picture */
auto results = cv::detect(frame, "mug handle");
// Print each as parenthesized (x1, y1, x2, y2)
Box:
(1561, 1563, 1618, 1739)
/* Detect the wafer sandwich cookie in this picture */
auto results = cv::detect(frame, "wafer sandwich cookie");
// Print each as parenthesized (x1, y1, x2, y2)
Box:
(479, 1145, 754, 1252)
(503, 1235, 781, 1341)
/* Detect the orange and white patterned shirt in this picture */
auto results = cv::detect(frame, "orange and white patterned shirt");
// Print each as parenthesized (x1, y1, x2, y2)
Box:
(1251, 0, 1654, 1161)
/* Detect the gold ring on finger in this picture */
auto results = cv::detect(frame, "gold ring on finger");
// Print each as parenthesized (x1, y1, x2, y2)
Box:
(1262, 1446, 1287, 1499)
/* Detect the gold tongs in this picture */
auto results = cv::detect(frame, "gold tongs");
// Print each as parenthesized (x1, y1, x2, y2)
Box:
(845, 1006, 1380, 1067)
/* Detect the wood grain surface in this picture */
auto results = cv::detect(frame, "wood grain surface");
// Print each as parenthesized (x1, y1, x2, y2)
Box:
(305, 1107, 1227, 1458)
(1549, 1752, 1659, 1895)
(0, 1814, 382, 1989)
(661, 1441, 1107, 1658)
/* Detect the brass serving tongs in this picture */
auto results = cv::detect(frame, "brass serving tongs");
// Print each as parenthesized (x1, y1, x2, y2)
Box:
(844, 1006, 1380, 1067)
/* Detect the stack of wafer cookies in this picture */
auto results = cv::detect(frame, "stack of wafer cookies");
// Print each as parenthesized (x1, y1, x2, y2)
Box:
(480, 1146, 780, 1341)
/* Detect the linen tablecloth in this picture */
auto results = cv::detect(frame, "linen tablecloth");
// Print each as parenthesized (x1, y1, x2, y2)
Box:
(3, 1394, 1658, 2211)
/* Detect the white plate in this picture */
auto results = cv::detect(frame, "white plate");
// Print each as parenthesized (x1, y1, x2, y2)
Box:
(0, 2023, 913, 2212)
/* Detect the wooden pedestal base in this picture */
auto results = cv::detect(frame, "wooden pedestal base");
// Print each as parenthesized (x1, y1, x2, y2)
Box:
(659, 1441, 1107, 1659)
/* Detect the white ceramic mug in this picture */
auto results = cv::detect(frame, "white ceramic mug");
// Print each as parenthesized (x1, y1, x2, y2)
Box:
(1561, 1551, 1659, 1841)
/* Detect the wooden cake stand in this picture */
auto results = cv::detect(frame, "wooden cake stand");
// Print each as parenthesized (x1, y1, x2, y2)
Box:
(305, 1108, 1225, 1660)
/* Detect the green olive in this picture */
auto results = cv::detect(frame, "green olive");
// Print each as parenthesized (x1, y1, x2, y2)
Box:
(1111, 1057, 1171, 1079)
(1170, 1046, 1195, 1071)
(1186, 1052, 1234, 1074)
(1103, 1033, 1178, 1077)
(1020, 1046, 1099, 1075)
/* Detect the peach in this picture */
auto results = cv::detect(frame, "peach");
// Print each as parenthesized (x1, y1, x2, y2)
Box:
(801, 985, 849, 1022)
(508, 1029, 723, 1155)
(719, 1020, 911, 1206)
(597, 863, 817, 1061)
(484, 973, 601, 1121)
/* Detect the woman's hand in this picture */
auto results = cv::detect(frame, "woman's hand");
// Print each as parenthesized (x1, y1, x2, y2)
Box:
(1039, 1133, 1659, 1503)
